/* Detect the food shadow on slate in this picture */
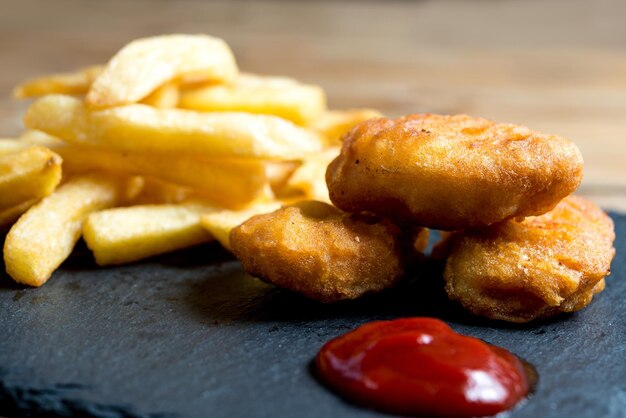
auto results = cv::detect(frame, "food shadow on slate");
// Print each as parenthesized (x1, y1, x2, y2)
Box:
(175, 230, 575, 330)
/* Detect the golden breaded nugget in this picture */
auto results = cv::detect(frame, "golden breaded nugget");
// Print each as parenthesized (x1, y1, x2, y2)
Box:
(443, 196, 615, 323)
(230, 201, 423, 303)
(327, 114, 583, 230)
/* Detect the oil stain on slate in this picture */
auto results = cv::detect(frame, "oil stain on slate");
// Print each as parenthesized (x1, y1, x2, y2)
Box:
(0, 214, 624, 418)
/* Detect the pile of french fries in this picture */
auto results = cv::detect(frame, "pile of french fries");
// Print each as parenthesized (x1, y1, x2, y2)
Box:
(2, 34, 381, 287)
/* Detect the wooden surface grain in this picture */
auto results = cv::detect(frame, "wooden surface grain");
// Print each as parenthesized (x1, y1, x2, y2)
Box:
(1, 0, 625, 211)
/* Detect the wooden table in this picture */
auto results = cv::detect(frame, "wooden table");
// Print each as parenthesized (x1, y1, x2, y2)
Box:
(1, 0, 625, 211)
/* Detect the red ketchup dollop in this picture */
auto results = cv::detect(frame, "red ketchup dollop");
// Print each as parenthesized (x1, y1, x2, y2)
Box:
(316, 318, 531, 417)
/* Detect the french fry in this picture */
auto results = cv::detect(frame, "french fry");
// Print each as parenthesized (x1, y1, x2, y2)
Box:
(310, 109, 383, 143)
(6, 34, 347, 280)
(13, 66, 103, 98)
(0, 138, 28, 154)
(20, 130, 275, 207)
(25, 94, 324, 159)
(86, 34, 238, 108)
(131, 178, 193, 205)
(0, 199, 37, 230)
(140, 82, 179, 108)
(52, 146, 266, 208)
(4, 174, 135, 286)
(21, 130, 271, 208)
(19, 129, 65, 147)
(179, 73, 326, 125)
(266, 161, 299, 195)
(83, 203, 214, 266)
(0, 145, 62, 210)
(200, 201, 282, 250)
(283, 147, 340, 203)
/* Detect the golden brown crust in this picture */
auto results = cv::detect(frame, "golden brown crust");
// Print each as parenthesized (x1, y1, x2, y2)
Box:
(326, 114, 583, 230)
(230, 201, 423, 302)
(443, 196, 615, 322)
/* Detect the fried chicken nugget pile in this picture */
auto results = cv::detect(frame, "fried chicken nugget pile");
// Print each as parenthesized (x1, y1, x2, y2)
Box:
(327, 114, 583, 230)
(441, 196, 615, 322)
(230, 201, 426, 302)
(321, 113, 615, 321)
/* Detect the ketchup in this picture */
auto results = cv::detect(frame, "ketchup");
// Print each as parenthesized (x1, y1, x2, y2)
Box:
(316, 318, 532, 417)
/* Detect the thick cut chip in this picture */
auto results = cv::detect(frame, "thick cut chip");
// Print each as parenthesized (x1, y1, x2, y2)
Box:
(140, 82, 179, 108)
(130, 178, 193, 205)
(327, 114, 584, 230)
(179, 73, 326, 125)
(20, 130, 269, 208)
(200, 201, 282, 250)
(309, 109, 382, 143)
(0, 199, 37, 230)
(283, 147, 340, 203)
(0, 138, 29, 154)
(59, 146, 265, 207)
(83, 203, 214, 266)
(19, 130, 63, 146)
(86, 34, 237, 108)
(0, 145, 62, 210)
(13, 66, 103, 98)
(4, 174, 134, 286)
(230, 201, 420, 303)
(25, 95, 323, 159)
(443, 196, 615, 323)
(265, 161, 299, 196)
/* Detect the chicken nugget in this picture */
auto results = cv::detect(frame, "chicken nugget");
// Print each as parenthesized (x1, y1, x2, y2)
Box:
(326, 114, 583, 230)
(230, 201, 425, 302)
(443, 196, 615, 322)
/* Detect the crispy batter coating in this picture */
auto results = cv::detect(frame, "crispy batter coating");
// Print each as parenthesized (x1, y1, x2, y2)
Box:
(230, 201, 424, 302)
(326, 114, 583, 230)
(443, 196, 615, 322)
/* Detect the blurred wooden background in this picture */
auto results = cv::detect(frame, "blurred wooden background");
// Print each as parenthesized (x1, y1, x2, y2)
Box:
(1, 0, 625, 211)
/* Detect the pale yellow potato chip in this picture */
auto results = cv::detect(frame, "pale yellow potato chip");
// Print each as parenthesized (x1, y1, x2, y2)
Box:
(179, 73, 326, 125)
(131, 178, 193, 205)
(66, 147, 263, 208)
(265, 161, 299, 195)
(0, 199, 37, 230)
(83, 203, 215, 266)
(0, 138, 29, 154)
(200, 201, 282, 250)
(13, 66, 103, 98)
(25, 95, 324, 159)
(20, 129, 271, 208)
(4, 174, 135, 286)
(283, 147, 340, 203)
(0, 145, 62, 210)
(19, 129, 64, 146)
(310, 109, 383, 144)
(140, 82, 179, 108)
(86, 34, 238, 108)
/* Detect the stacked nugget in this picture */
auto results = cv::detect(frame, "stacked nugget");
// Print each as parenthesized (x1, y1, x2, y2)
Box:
(231, 113, 615, 322)
(326, 114, 615, 322)
(231, 200, 429, 303)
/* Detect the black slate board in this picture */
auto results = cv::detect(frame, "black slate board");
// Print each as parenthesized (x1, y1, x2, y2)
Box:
(0, 213, 625, 418)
